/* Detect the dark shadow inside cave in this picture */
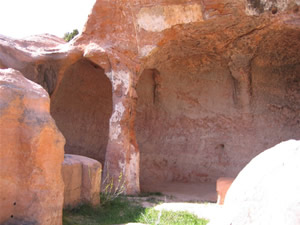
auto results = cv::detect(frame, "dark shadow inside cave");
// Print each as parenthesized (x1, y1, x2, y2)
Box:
(50, 58, 113, 165)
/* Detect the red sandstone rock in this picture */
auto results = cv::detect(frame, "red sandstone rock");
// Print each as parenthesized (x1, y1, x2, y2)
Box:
(76, 0, 300, 194)
(210, 140, 300, 225)
(216, 177, 234, 205)
(62, 154, 102, 208)
(0, 0, 299, 195)
(0, 34, 82, 94)
(50, 59, 112, 165)
(0, 69, 65, 225)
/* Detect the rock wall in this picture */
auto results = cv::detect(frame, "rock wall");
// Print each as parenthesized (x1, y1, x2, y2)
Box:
(135, 27, 300, 184)
(0, 0, 299, 194)
(51, 59, 112, 165)
(0, 69, 65, 225)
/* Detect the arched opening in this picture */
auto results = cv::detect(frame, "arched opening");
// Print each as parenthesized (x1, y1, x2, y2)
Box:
(50, 58, 113, 165)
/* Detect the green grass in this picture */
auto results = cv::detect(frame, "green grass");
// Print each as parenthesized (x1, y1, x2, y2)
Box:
(63, 196, 209, 225)
(139, 208, 209, 225)
(63, 197, 144, 225)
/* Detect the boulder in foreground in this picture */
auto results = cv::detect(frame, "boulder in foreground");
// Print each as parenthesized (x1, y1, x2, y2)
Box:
(0, 69, 65, 225)
(210, 140, 300, 225)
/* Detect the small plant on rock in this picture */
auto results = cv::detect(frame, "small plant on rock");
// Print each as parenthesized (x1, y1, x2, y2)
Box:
(63, 29, 79, 42)
(101, 168, 126, 206)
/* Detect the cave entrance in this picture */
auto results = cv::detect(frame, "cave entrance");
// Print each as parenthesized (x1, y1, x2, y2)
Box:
(50, 58, 113, 165)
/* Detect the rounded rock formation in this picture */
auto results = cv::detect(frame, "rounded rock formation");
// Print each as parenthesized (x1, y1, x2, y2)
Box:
(210, 140, 300, 225)
(0, 69, 65, 225)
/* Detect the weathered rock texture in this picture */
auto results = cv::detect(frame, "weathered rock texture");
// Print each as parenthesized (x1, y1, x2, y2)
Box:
(210, 140, 300, 225)
(216, 177, 234, 205)
(0, 0, 300, 194)
(51, 59, 112, 164)
(62, 154, 102, 208)
(0, 34, 113, 168)
(0, 69, 65, 225)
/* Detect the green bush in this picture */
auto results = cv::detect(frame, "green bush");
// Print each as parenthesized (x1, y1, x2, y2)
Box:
(63, 29, 79, 42)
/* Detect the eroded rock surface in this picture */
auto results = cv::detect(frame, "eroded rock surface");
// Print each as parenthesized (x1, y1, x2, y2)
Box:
(0, 0, 299, 194)
(216, 177, 235, 205)
(62, 154, 101, 208)
(0, 34, 73, 94)
(0, 69, 65, 225)
(210, 140, 300, 225)
(0, 35, 113, 167)
(75, 0, 300, 192)
(51, 59, 112, 165)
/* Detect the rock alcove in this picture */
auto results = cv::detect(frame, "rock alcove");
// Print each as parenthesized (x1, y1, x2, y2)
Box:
(51, 58, 113, 165)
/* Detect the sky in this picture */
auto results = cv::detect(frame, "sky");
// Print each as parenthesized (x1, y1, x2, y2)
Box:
(0, 0, 96, 39)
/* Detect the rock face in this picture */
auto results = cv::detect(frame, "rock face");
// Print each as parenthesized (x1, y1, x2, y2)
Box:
(216, 177, 234, 205)
(0, 69, 65, 225)
(210, 140, 300, 225)
(0, 34, 69, 94)
(51, 59, 112, 164)
(0, 0, 300, 194)
(62, 154, 102, 208)
(77, 0, 300, 192)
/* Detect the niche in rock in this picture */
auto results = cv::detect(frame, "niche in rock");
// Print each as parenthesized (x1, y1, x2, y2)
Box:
(135, 28, 300, 190)
(51, 58, 112, 165)
(135, 67, 239, 187)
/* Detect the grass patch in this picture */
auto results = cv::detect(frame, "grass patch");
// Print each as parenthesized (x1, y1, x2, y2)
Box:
(63, 196, 144, 225)
(139, 208, 209, 225)
(63, 196, 209, 225)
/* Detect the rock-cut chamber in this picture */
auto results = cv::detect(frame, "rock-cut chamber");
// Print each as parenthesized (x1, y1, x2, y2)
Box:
(51, 58, 112, 165)
(135, 29, 300, 188)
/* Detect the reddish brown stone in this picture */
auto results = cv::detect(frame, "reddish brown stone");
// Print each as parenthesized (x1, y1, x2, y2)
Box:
(0, 0, 299, 195)
(50, 59, 113, 165)
(0, 69, 65, 225)
(62, 154, 102, 209)
(216, 177, 235, 205)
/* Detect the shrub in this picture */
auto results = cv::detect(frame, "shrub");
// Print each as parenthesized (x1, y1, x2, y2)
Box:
(63, 29, 79, 42)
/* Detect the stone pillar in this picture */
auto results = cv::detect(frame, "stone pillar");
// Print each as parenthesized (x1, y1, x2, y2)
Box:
(103, 67, 140, 195)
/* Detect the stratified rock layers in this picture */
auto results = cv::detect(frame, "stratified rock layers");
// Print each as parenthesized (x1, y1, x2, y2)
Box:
(0, 69, 65, 225)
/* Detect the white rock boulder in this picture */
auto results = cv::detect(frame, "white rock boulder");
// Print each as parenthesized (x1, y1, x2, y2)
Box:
(210, 140, 300, 225)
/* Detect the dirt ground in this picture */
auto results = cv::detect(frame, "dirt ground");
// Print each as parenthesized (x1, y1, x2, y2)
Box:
(129, 182, 223, 221)
(141, 182, 218, 203)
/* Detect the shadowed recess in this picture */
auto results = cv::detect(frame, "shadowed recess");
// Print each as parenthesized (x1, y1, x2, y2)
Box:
(51, 58, 112, 164)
